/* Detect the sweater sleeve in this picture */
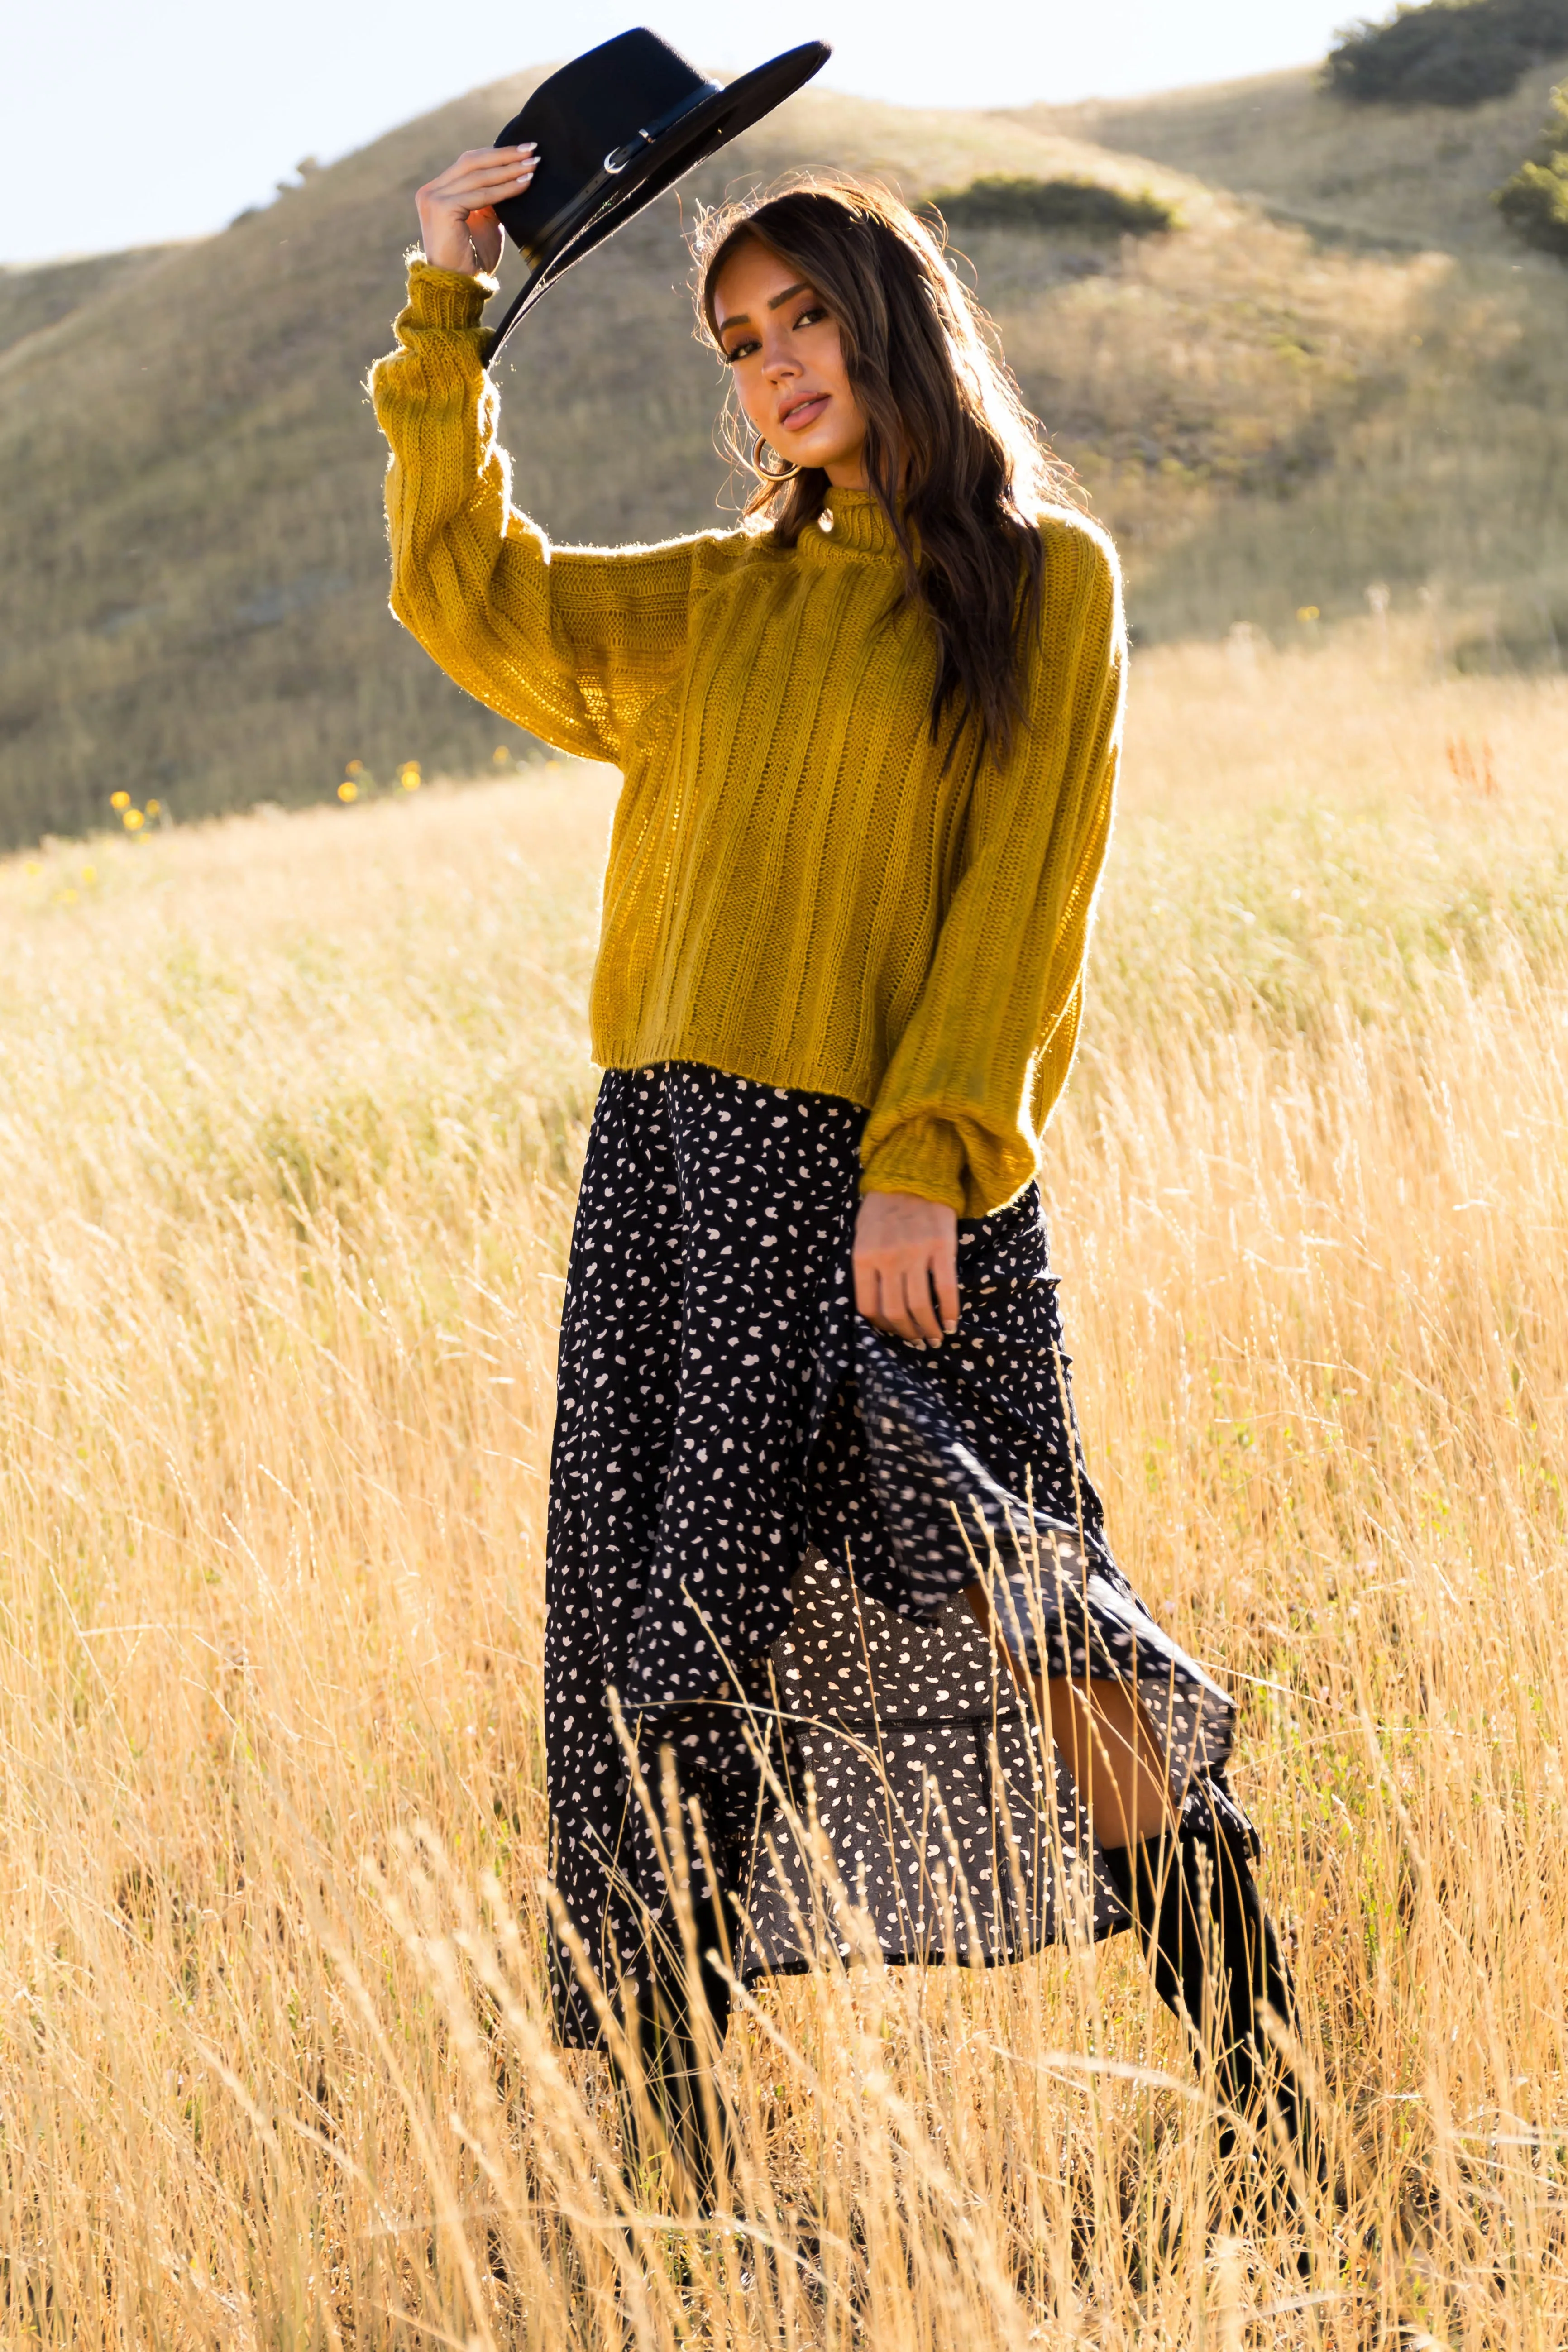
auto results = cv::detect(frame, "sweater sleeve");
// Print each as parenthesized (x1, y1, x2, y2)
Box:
(369, 259, 705, 765)
(858, 514, 1125, 1219)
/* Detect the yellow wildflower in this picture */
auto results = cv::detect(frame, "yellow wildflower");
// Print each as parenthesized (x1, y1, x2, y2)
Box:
(123, 808, 145, 831)
(110, 790, 130, 810)
(338, 780, 358, 803)
(1296, 605, 1320, 622)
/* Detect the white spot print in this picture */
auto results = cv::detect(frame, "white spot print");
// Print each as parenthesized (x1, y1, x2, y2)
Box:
(542, 1061, 1247, 2043)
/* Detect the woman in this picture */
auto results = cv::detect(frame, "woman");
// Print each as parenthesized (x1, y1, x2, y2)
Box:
(372, 149, 1323, 2219)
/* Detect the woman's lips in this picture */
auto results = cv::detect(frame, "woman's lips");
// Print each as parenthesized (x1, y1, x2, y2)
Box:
(778, 393, 829, 433)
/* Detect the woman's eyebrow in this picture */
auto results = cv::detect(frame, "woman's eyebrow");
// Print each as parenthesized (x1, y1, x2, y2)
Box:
(716, 282, 813, 336)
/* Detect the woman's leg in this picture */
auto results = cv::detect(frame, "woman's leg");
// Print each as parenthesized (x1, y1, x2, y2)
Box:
(964, 1584, 1323, 2196)
(609, 1693, 774, 2217)
(962, 1583, 1170, 1844)
(1096, 1818, 1324, 2190)
(611, 1845, 737, 2216)
(1042, 1671, 1172, 1848)
(1056, 1679, 1326, 2200)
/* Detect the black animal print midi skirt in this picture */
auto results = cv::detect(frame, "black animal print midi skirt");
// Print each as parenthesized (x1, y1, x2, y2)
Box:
(544, 1063, 1251, 2047)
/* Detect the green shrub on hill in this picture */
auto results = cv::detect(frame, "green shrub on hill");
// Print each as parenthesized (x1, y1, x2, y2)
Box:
(925, 176, 1174, 235)
(1326, 0, 1568, 106)
(1497, 79, 1568, 248)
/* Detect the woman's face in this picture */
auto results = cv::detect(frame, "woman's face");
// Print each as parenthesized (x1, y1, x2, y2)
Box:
(711, 237, 869, 489)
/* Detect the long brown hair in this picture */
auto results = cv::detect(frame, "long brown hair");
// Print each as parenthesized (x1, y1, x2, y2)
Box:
(693, 177, 1076, 762)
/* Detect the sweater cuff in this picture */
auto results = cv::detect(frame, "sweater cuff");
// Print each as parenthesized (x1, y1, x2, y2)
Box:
(859, 1120, 968, 1215)
(403, 255, 500, 329)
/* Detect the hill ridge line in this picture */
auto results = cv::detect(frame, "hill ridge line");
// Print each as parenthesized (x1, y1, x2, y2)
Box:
(0, 63, 1562, 843)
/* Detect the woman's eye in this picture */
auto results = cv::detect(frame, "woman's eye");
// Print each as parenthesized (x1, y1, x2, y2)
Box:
(794, 305, 827, 330)
(722, 337, 760, 365)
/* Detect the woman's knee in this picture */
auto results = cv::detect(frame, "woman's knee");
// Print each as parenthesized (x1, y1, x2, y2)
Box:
(960, 1582, 1171, 1845)
(1047, 1675, 1171, 1846)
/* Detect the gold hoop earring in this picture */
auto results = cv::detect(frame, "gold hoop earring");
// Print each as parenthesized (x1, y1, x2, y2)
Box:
(753, 438, 799, 482)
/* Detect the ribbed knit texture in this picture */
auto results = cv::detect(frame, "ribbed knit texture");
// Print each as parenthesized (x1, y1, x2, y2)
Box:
(371, 259, 1127, 1216)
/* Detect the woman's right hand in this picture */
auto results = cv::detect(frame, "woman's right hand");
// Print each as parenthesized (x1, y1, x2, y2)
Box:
(415, 146, 537, 274)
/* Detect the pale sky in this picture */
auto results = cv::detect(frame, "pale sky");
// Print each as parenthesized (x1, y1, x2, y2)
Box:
(5, 0, 1354, 265)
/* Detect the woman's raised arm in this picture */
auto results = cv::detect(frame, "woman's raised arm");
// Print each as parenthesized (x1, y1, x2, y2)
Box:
(369, 170, 729, 766)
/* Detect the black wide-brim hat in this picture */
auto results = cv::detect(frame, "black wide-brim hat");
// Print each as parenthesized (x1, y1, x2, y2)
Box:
(485, 28, 830, 366)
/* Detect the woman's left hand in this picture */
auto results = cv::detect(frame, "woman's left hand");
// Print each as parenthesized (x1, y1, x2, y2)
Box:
(853, 1192, 959, 1348)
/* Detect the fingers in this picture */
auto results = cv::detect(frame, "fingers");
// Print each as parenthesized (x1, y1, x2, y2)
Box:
(851, 1248, 906, 1342)
(856, 1257, 946, 1347)
(465, 211, 504, 274)
(851, 1192, 961, 1349)
(870, 1269, 917, 1345)
(457, 144, 539, 182)
(900, 1259, 947, 1348)
(418, 148, 538, 210)
(416, 147, 537, 272)
(429, 150, 537, 194)
(852, 1249, 881, 1328)
(932, 1229, 960, 1337)
(465, 154, 537, 201)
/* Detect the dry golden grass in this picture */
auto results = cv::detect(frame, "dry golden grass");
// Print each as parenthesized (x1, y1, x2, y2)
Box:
(0, 625, 1565, 2345)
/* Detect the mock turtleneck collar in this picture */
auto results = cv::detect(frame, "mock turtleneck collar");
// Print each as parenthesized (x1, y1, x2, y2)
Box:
(807, 485, 902, 562)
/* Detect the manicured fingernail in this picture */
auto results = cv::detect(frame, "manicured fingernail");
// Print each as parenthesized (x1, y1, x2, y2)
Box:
(943, 1320, 958, 1335)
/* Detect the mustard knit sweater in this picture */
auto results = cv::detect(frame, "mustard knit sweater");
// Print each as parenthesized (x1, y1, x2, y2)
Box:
(371, 261, 1127, 1218)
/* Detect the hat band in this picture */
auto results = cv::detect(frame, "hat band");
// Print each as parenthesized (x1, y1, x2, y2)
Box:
(511, 78, 726, 267)
(602, 76, 724, 173)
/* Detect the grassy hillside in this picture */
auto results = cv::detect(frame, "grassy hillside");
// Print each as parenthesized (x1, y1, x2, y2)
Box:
(1016, 54, 1568, 253)
(0, 246, 177, 359)
(0, 82, 1202, 847)
(1, 63, 1565, 846)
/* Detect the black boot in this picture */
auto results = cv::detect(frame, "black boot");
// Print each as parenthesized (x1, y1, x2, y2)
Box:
(1100, 1817, 1329, 2210)
(611, 1883, 736, 2218)
(608, 1712, 759, 2220)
